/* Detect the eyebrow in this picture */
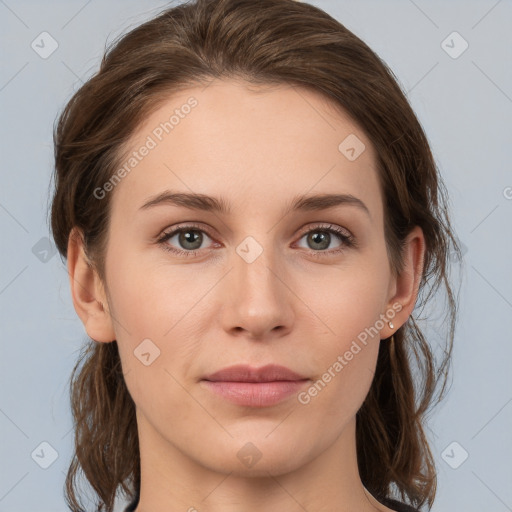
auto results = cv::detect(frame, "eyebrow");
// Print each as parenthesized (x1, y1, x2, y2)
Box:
(139, 190, 371, 219)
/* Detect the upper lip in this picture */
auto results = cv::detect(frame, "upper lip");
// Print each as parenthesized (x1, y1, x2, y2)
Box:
(202, 364, 308, 383)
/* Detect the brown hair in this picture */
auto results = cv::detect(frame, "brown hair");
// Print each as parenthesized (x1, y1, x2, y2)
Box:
(49, 0, 462, 510)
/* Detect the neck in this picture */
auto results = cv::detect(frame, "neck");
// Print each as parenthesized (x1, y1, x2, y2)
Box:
(132, 413, 389, 512)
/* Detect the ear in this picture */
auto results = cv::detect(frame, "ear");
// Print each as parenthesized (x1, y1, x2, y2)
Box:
(67, 227, 116, 343)
(381, 225, 426, 338)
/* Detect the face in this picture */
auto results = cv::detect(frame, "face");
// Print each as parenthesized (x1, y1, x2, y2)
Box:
(97, 78, 401, 477)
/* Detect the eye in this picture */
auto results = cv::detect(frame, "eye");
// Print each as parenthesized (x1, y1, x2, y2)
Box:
(156, 222, 356, 258)
(295, 223, 356, 255)
(157, 223, 217, 257)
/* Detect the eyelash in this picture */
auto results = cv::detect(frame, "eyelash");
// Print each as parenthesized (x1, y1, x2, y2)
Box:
(156, 223, 356, 258)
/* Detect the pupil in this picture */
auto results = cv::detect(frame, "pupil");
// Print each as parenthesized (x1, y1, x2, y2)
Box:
(181, 230, 201, 249)
(310, 231, 329, 250)
(177, 230, 332, 251)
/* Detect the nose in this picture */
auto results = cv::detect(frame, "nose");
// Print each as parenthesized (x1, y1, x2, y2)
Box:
(220, 240, 295, 340)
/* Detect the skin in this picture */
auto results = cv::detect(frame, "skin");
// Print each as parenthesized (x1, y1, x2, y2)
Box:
(68, 78, 425, 512)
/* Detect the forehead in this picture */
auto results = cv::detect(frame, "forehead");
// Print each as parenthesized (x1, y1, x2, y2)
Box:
(110, 78, 382, 220)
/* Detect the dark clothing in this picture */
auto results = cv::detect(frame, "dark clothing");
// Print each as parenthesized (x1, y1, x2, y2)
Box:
(124, 492, 138, 512)
(380, 497, 422, 511)
(123, 492, 421, 511)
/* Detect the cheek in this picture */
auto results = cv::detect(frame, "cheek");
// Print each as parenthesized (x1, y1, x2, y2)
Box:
(307, 257, 389, 342)
(306, 338, 380, 411)
(104, 240, 204, 338)
(296, 283, 383, 431)
(103, 244, 214, 403)
(105, 254, 206, 428)
(298, 260, 388, 411)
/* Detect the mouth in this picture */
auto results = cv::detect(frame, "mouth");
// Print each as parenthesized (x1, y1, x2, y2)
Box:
(200, 364, 310, 407)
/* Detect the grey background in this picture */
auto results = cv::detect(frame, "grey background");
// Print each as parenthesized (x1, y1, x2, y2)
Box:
(0, 1, 511, 511)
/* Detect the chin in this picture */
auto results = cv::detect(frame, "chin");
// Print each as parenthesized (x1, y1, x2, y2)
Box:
(196, 435, 311, 478)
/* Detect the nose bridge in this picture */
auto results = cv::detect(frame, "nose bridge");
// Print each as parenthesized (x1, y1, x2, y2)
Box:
(221, 232, 294, 337)
(234, 233, 283, 302)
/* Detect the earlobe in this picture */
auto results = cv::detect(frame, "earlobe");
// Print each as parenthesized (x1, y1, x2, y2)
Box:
(383, 225, 426, 337)
(67, 227, 116, 343)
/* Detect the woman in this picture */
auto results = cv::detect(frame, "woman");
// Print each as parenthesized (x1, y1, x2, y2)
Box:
(50, 0, 461, 510)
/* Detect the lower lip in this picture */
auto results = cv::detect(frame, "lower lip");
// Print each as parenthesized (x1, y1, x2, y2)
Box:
(201, 380, 309, 407)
